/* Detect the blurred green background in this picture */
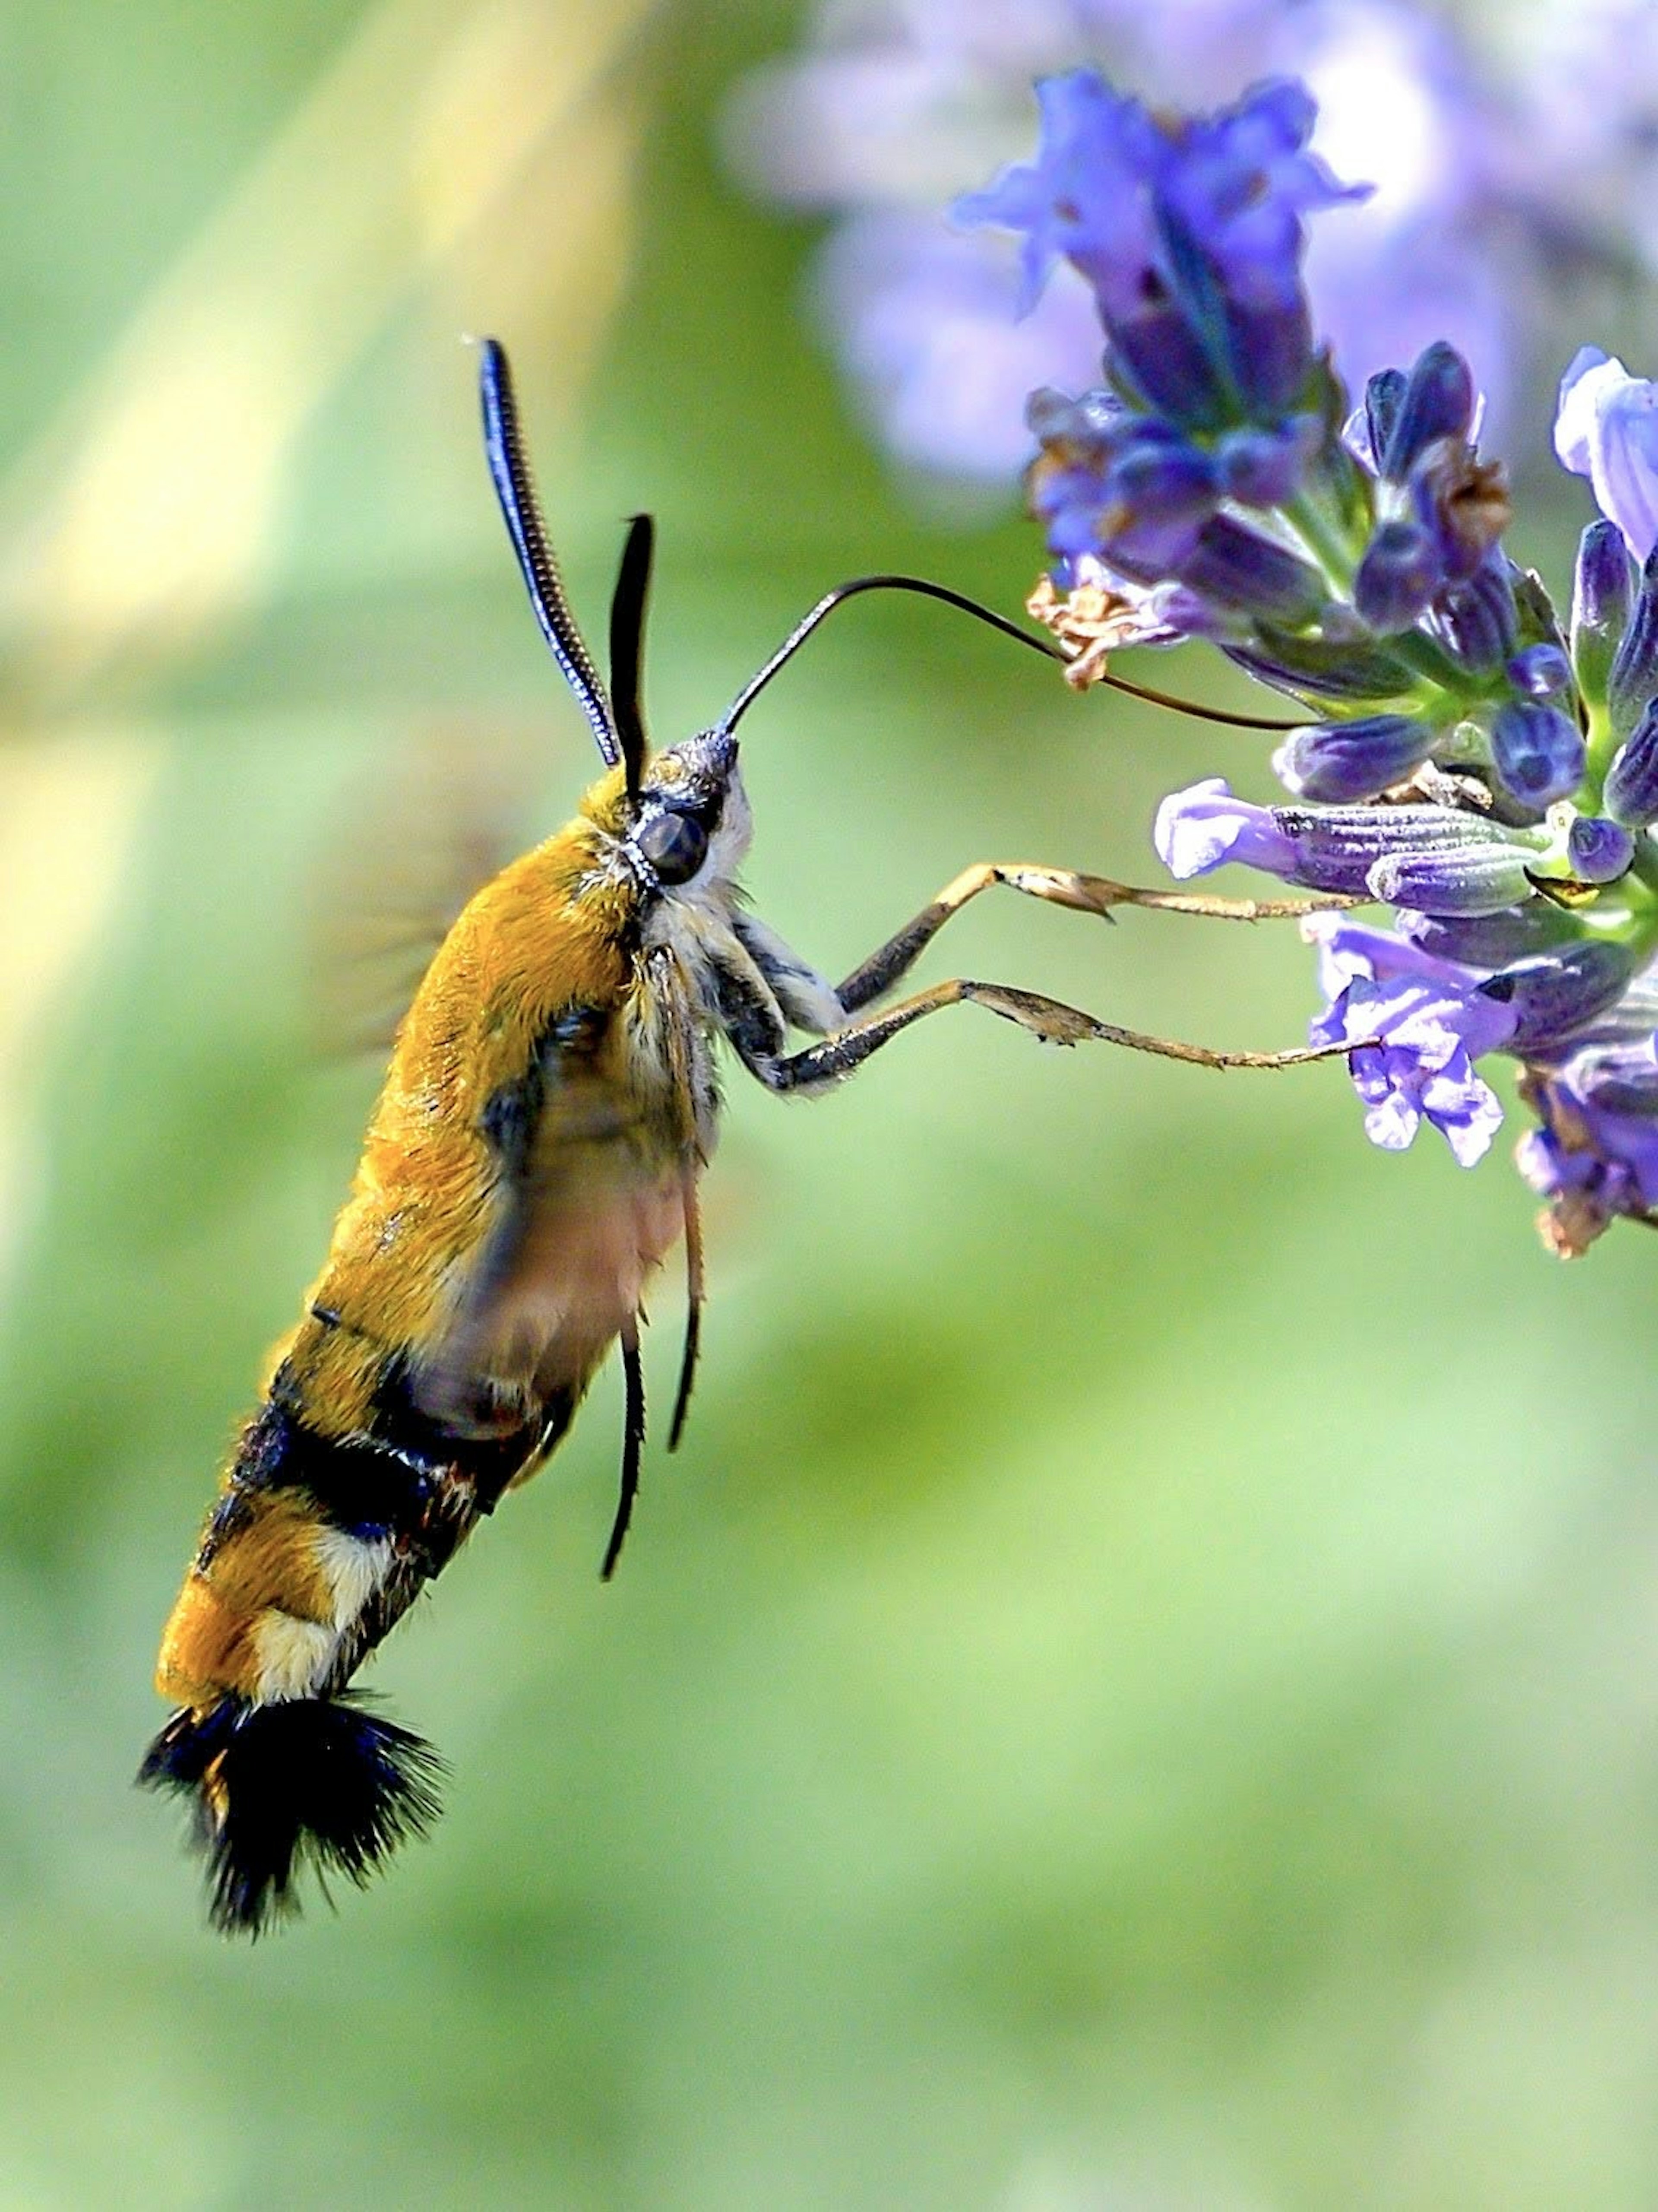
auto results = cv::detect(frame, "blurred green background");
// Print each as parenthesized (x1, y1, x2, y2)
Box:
(6, 3, 1658, 2206)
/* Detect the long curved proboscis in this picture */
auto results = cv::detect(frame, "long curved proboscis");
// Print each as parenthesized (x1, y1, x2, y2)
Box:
(720, 572, 1298, 735)
(608, 513, 654, 804)
(722, 575, 1060, 734)
(478, 337, 621, 770)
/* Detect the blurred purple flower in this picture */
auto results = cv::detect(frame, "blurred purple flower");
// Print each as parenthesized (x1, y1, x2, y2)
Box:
(1514, 0, 1658, 279)
(816, 212, 1103, 476)
(725, 0, 1528, 488)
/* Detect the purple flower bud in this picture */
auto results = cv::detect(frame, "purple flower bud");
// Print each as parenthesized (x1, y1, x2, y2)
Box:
(1566, 815, 1636, 882)
(1382, 341, 1476, 480)
(1506, 643, 1573, 699)
(1362, 368, 1407, 474)
(1104, 435, 1223, 570)
(1434, 558, 1517, 673)
(1519, 1042, 1658, 1250)
(1174, 515, 1328, 624)
(1604, 696, 1658, 827)
(1029, 416, 1224, 579)
(1490, 699, 1586, 809)
(1570, 1040, 1658, 1116)
(1223, 296, 1314, 421)
(1354, 520, 1442, 632)
(1563, 970, 1658, 1047)
(1271, 714, 1436, 803)
(1368, 844, 1547, 917)
(1398, 904, 1576, 966)
(1111, 427, 1219, 508)
(1478, 941, 1639, 1054)
(1569, 519, 1633, 705)
(1111, 309, 1232, 432)
(1216, 419, 1320, 508)
(1607, 544, 1658, 739)
(1272, 802, 1544, 897)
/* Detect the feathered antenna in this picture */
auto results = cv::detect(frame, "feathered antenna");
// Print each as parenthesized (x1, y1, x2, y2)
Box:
(478, 337, 622, 771)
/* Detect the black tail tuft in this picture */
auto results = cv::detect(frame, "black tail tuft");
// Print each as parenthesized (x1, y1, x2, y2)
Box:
(139, 1695, 445, 1936)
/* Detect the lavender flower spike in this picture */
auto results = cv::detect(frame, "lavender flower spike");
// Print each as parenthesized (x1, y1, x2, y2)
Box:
(1555, 348, 1658, 561)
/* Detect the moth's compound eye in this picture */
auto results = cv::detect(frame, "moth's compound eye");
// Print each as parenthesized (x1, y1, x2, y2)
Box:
(636, 808, 709, 885)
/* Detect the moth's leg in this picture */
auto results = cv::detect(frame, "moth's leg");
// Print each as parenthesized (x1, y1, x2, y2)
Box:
(667, 1169, 703, 1455)
(641, 944, 709, 1455)
(733, 976, 1358, 1099)
(600, 1318, 646, 1581)
(731, 911, 844, 1035)
(834, 861, 1354, 1013)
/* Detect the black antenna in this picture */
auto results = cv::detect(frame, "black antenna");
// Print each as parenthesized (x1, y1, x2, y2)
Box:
(721, 573, 1298, 735)
(608, 513, 654, 805)
(478, 337, 621, 770)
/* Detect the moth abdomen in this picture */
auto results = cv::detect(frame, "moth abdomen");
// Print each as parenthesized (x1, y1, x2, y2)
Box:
(138, 1693, 443, 1937)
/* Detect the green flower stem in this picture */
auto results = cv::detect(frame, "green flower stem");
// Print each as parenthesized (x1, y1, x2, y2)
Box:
(1583, 701, 1618, 801)
(1281, 491, 1359, 591)
(1628, 834, 1658, 906)
(1381, 625, 1477, 704)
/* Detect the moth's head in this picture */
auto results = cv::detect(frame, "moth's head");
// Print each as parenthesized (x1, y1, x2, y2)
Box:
(623, 726, 749, 893)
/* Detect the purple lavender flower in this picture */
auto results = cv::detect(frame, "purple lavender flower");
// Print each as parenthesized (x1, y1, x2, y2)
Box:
(1555, 349, 1658, 561)
(1271, 713, 1436, 803)
(951, 72, 1169, 325)
(955, 73, 1364, 429)
(1378, 339, 1476, 478)
(1303, 913, 1514, 1166)
(1481, 942, 1640, 1057)
(1152, 777, 1300, 881)
(1518, 1040, 1658, 1255)
(725, 0, 1522, 488)
(1156, 780, 1548, 903)
(1352, 520, 1441, 632)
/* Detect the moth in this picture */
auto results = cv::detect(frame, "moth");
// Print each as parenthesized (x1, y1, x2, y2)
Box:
(141, 340, 1333, 1933)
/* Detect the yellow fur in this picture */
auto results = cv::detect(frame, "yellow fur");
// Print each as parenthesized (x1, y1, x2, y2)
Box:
(153, 766, 698, 1711)
(291, 781, 643, 1405)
